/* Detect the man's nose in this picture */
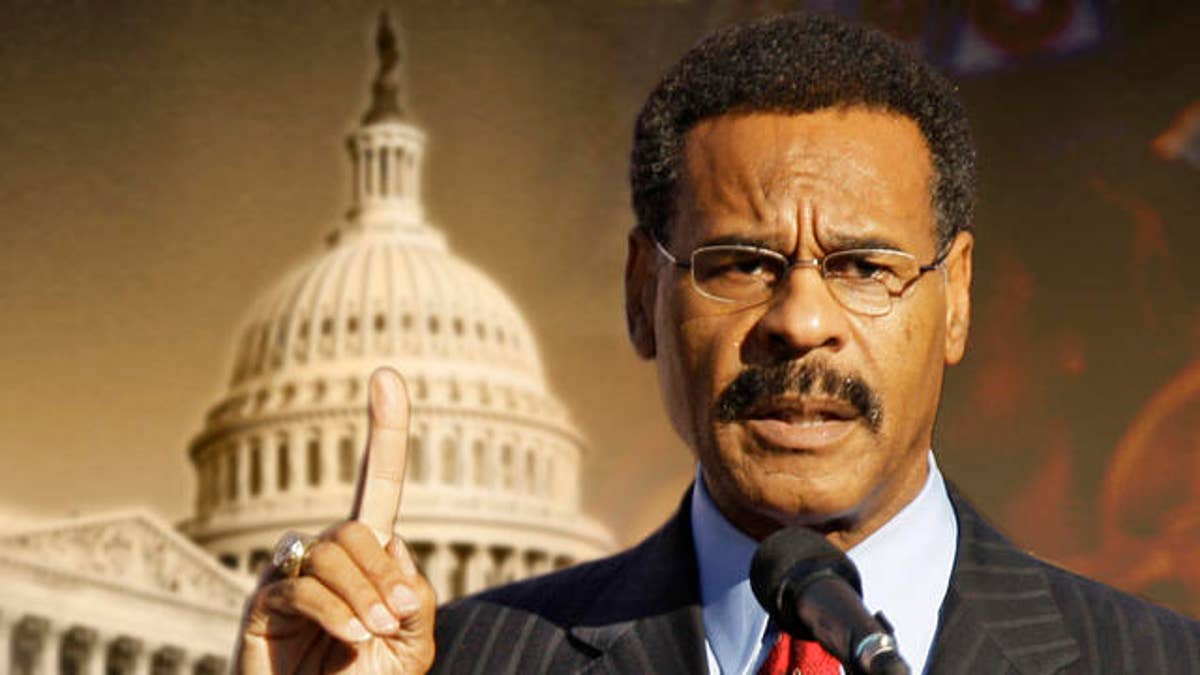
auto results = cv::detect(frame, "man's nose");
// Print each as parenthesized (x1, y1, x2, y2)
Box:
(748, 264, 849, 360)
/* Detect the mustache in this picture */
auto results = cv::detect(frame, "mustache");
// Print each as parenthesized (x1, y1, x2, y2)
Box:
(714, 359, 883, 433)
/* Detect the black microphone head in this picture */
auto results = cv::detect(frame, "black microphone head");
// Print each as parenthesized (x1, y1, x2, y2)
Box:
(750, 526, 864, 637)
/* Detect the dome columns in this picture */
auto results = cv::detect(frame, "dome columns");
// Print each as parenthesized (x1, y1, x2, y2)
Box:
(345, 124, 427, 232)
(190, 408, 583, 522)
(409, 540, 580, 602)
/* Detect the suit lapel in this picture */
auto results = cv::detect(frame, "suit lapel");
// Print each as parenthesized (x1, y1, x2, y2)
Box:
(567, 492, 709, 674)
(928, 486, 1080, 674)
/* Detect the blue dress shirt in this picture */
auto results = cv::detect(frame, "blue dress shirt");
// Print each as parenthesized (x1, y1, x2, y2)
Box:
(691, 452, 958, 675)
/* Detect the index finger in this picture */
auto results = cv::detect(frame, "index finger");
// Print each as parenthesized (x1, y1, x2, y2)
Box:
(351, 367, 411, 544)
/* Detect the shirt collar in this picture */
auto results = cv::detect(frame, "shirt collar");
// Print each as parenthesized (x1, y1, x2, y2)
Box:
(691, 469, 770, 675)
(690, 452, 957, 675)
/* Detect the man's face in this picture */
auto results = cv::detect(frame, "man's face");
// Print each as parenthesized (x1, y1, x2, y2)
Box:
(626, 108, 973, 546)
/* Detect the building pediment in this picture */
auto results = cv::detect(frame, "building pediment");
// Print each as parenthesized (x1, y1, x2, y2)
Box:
(0, 508, 252, 612)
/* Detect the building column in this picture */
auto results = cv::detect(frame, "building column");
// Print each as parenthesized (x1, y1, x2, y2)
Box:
(427, 429, 443, 487)
(365, 145, 376, 197)
(424, 542, 453, 603)
(209, 447, 222, 507)
(214, 452, 226, 506)
(544, 448, 559, 504)
(84, 629, 110, 675)
(0, 612, 12, 675)
(392, 148, 404, 197)
(291, 431, 304, 493)
(262, 434, 278, 498)
(514, 442, 526, 497)
(568, 452, 581, 508)
(299, 431, 315, 491)
(462, 545, 489, 595)
(37, 619, 62, 675)
(236, 437, 250, 502)
(411, 151, 422, 204)
(320, 421, 337, 489)
(536, 450, 551, 499)
(196, 459, 208, 514)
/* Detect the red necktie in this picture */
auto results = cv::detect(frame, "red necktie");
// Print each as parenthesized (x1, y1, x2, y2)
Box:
(756, 631, 841, 675)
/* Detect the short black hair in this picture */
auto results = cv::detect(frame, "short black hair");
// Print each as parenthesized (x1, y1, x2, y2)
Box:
(631, 12, 975, 250)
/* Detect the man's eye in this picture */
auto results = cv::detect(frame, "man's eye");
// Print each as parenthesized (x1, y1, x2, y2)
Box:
(695, 251, 779, 284)
(720, 257, 777, 282)
(828, 255, 894, 281)
(730, 258, 768, 276)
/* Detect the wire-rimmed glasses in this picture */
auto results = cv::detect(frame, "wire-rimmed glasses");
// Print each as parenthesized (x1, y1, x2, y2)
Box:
(651, 236, 948, 317)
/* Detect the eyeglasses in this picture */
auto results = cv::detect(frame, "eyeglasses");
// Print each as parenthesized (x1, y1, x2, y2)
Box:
(651, 236, 948, 317)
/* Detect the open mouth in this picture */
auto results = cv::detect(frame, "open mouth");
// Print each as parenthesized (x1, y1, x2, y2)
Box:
(742, 398, 860, 450)
(746, 397, 859, 423)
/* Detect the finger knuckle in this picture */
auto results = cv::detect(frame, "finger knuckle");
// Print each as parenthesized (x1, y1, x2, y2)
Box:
(305, 541, 340, 569)
(346, 576, 382, 608)
(361, 552, 400, 580)
(332, 520, 371, 546)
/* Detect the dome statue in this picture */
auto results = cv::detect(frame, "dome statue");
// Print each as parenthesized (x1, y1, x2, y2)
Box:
(178, 13, 614, 602)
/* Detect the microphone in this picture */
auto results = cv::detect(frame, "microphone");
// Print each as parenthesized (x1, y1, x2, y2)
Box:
(750, 526, 910, 675)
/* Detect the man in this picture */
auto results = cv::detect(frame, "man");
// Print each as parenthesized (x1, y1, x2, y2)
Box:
(236, 12, 1200, 674)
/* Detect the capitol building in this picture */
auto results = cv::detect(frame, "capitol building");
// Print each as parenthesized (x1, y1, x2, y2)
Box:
(0, 14, 614, 674)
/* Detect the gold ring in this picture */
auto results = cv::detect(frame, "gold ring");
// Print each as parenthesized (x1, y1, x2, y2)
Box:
(271, 531, 315, 578)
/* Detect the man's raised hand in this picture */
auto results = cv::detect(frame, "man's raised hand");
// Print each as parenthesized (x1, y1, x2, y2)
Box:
(236, 368, 436, 674)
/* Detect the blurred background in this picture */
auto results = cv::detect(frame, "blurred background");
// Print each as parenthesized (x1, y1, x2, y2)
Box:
(2, 0, 1198, 617)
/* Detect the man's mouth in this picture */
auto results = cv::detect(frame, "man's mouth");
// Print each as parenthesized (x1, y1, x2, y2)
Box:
(746, 397, 860, 424)
(714, 359, 884, 433)
(742, 398, 860, 449)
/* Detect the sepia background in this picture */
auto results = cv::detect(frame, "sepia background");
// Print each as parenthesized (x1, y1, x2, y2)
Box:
(3, 0, 1199, 617)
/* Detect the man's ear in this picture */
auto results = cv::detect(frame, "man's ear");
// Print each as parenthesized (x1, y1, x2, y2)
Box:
(943, 230, 973, 366)
(625, 227, 658, 359)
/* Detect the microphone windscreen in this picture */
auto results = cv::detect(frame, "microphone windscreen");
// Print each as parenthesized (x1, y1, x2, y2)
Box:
(749, 526, 863, 621)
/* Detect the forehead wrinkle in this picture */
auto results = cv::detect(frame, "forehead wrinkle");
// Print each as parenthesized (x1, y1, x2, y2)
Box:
(680, 127, 761, 231)
(679, 133, 780, 247)
(772, 148, 920, 254)
(738, 159, 770, 227)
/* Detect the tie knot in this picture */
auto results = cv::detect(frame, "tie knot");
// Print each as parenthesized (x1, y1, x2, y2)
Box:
(756, 632, 841, 675)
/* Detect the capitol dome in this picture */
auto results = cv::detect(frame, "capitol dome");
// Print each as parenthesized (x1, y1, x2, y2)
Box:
(179, 14, 614, 601)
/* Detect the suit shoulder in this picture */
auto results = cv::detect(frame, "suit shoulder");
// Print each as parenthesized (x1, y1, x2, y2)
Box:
(951, 483, 1198, 633)
(1033, 555, 1200, 634)
(1028, 556, 1200, 670)
(947, 486, 1200, 668)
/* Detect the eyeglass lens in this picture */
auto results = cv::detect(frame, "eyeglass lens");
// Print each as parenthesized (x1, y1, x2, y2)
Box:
(689, 247, 920, 316)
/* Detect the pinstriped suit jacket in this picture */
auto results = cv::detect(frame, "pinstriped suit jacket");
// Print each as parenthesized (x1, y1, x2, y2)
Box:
(433, 486, 1200, 674)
